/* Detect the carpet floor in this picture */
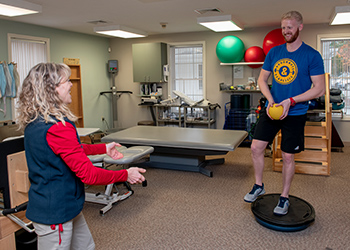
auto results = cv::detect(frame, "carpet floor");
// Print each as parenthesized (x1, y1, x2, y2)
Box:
(83, 143, 350, 250)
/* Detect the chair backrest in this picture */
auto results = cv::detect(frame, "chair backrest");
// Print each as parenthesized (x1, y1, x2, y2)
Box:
(7, 151, 29, 207)
(0, 137, 25, 208)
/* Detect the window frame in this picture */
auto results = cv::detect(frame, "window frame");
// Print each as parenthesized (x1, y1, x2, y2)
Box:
(167, 41, 206, 101)
(8, 33, 50, 120)
(317, 33, 350, 117)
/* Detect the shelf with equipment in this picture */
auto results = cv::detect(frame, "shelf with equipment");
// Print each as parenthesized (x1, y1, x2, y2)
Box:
(155, 104, 184, 127)
(139, 82, 164, 105)
(220, 62, 264, 92)
(183, 105, 216, 129)
(220, 62, 265, 113)
(154, 104, 217, 129)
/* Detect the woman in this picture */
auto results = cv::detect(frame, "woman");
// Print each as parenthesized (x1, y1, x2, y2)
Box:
(17, 62, 146, 249)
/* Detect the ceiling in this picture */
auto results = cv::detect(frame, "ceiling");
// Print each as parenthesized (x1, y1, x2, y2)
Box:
(1, 0, 350, 37)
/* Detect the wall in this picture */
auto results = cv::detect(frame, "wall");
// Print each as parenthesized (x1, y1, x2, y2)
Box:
(1, 19, 349, 142)
(109, 27, 274, 130)
(0, 19, 112, 130)
(109, 23, 350, 142)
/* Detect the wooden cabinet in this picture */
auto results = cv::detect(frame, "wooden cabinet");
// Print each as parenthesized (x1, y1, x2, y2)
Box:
(67, 64, 84, 127)
(132, 42, 167, 83)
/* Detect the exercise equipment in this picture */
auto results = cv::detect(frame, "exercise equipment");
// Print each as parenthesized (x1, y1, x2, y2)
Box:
(100, 60, 132, 133)
(263, 28, 286, 55)
(0, 147, 35, 249)
(0, 137, 24, 209)
(102, 126, 247, 177)
(216, 36, 245, 63)
(244, 46, 265, 68)
(85, 146, 153, 215)
(1, 202, 34, 233)
(269, 104, 283, 120)
(251, 194, 315, 232)
(108, 60, 118, 73)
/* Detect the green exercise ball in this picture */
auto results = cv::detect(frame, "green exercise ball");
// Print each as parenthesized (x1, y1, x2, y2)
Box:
(216, 36, 245, 63)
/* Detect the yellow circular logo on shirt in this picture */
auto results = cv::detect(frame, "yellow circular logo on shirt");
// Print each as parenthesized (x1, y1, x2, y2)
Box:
(273, 59, 298, 85)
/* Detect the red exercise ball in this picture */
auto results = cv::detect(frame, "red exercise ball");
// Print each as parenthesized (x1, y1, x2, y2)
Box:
(263, 28, 286, 55)
(244, 46, 266, 68)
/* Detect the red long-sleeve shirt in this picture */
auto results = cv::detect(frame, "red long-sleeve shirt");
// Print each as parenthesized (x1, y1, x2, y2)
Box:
(46, 121, 128, 185)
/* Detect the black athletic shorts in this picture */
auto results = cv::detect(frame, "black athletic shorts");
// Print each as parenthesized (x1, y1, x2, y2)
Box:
(253, 108, 307, 154)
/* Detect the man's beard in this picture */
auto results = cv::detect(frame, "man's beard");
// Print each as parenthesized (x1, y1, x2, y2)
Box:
(284, 28, 299, 43)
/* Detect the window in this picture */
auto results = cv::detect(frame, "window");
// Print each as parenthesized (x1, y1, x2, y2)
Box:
(169, 42, 205, 101)
(8, 33, 50, 118)
(318, 34, 350, 116)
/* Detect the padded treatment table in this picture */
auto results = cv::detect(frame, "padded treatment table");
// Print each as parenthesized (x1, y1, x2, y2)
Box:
(102, 126, 247, 177)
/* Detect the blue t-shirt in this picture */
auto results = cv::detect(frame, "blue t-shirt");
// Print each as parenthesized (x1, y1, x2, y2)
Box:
(262, 42, 325, 115)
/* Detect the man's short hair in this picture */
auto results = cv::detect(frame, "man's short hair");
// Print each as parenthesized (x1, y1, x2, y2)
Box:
(281, 11, 303, 24)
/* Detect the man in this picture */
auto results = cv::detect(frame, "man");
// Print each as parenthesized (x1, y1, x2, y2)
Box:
(244, 11, 325, 215)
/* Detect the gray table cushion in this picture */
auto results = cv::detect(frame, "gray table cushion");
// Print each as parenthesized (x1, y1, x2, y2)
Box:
(104, 146, 154, 164)
(102, 126, 247, 152)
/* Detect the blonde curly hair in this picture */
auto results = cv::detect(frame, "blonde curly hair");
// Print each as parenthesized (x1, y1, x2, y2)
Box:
(16, 63, 77, 129)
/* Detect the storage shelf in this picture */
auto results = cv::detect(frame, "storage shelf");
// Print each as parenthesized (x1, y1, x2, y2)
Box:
(157, 118, 183, 122)
(155, 104, 183, 127)
(67, 64, 84, 127)
(185, 119, 215, 125)
(155, 104, 216, 128)
(139, 95, 162, 97)
(220, 61, 264, 87)
(184, 106, 216, 128)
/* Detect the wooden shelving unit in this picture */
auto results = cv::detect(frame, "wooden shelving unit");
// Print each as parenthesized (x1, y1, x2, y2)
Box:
(272, 73, 332, 176)
(67, 64, 84, 127)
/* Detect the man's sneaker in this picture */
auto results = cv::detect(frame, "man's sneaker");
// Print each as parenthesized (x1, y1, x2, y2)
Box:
(244, 184, 265, 203)
(273, 196, 290, 215)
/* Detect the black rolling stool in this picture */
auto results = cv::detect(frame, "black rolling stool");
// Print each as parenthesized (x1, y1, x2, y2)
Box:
(251, 194, 315, 232)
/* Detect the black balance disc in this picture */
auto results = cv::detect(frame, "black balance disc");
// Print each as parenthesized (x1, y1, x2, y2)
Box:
(251, 194, 315, 232)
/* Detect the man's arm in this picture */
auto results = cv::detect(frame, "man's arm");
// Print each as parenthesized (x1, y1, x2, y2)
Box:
(257, 69, 278, 119)
(292, 74, 326, 103)
(257, 69, 273, 104)
(277, 74, 325, 119)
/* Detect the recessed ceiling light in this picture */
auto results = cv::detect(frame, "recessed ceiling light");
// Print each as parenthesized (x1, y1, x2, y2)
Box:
(330, 6, 350, 25)
(0, 0, 41, 17)
(94, 25, 148, 38)
(197, 15, 243, 32)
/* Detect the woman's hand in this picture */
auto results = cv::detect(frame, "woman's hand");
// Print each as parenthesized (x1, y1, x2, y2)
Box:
(127, 167, 146, 184)
(106, 142, 123, 159)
